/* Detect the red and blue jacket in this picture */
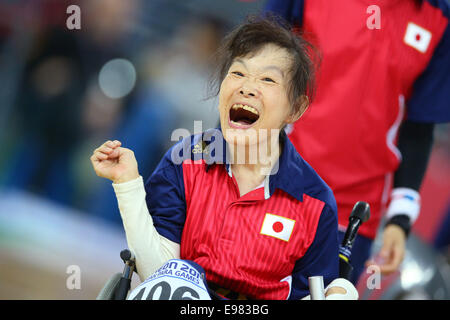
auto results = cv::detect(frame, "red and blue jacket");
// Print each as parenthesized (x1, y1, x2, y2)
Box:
(144, 129, 339, 299)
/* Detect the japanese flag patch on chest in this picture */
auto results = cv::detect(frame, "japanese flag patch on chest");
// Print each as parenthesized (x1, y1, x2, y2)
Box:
(260, 213, 296, 242)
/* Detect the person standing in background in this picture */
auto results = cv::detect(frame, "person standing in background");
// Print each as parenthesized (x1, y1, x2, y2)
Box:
(264, 0, 450, 284)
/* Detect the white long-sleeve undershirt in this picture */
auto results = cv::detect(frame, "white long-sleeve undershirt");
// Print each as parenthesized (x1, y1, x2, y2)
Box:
(112, 176, 180, 282)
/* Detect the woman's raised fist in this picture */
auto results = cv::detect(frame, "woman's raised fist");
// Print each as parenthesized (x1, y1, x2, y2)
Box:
(90, 140, 140, 184)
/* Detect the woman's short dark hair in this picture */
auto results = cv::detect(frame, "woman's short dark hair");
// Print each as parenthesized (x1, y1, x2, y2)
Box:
(208, 14, 318, 116)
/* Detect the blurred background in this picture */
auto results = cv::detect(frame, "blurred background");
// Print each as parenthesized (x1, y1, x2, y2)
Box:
(0, 0, 448, 300)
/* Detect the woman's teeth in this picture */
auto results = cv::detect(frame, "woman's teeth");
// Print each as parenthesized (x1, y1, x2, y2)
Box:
(229, 103, 260, 127)
(232, 104, 259, 116)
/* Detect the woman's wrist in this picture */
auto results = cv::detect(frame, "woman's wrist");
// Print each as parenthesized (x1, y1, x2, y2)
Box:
(113, 173, 140, 185)
(112, 174, 142, 186)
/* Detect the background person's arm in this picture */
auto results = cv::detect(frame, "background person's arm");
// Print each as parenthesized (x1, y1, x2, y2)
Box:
(372, 121, 435, 274)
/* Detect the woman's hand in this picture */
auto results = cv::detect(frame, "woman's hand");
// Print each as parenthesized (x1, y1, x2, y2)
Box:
(90, 140, 140, 184)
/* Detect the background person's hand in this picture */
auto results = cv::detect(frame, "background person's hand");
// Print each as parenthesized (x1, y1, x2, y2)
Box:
(366, 224, 406, 275)
(90, 140, 140, 184)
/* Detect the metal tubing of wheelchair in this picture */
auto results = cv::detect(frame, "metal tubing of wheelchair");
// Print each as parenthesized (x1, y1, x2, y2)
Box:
(309, 276, 326, 300)
(114, 277, 132, 300)
(114, 261, 135, 300)
(113, 249, 136, 300)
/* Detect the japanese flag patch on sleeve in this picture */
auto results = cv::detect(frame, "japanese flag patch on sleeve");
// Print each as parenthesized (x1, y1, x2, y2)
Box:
(403, 22, 432, 53)
(260, 213, 295, 242)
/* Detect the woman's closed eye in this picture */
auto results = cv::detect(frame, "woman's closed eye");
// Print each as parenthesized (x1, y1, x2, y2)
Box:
(230, 71, 276, 83)
(262, 77, 276, 83)
(231, 71, 244, 77)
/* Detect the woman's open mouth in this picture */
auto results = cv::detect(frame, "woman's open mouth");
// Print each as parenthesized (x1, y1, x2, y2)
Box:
(229, 103, 260, 129)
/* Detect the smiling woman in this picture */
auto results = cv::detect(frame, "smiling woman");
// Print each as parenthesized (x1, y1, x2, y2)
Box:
(210, 15, 317, 117)
(90, 16, 345, 300)
(220, 44, 295, 133)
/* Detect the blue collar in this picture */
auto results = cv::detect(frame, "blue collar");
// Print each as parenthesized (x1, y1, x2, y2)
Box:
(201, 128, 305, 202)
(268, 130, 305, 202)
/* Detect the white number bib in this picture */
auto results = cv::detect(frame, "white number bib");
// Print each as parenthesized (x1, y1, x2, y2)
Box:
(127, 259, 211, 300)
